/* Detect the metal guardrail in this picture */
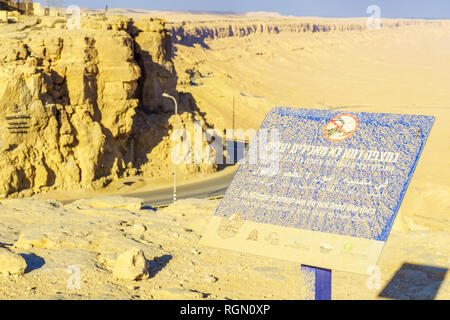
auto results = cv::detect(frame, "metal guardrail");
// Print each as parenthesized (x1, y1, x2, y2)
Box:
(206, 195, 224, 201)
(148, 194, 225, 210)
(5, 109, 30, 134)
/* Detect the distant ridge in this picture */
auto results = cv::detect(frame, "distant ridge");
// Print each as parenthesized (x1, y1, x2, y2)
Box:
(106, 8, 241, 15)
(76, 7, 450, 21)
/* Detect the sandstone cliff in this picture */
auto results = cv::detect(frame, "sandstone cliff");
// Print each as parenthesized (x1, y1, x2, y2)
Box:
(0, 15, 216, 197)
(167, 18, 450, 47)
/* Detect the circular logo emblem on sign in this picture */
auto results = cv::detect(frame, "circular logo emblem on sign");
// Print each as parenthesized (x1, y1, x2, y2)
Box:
(324, 114, 358, 142)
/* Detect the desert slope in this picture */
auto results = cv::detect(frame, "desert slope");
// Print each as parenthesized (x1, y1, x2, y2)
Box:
(162, 14, 450, 233)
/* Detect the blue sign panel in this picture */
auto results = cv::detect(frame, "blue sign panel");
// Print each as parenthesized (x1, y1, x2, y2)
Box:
(202, 107, 434, 274)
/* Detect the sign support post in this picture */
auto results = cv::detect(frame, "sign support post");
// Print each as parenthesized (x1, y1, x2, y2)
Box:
(301, 265, 332, 300)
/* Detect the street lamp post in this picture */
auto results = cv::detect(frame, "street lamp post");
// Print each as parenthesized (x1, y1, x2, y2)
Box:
(162, 93, 178, 203)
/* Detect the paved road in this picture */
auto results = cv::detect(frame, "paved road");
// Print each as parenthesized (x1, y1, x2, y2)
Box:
(125, 166, 238, 207)
(126, 141, 246, 207)
(61, 141, 245, 207)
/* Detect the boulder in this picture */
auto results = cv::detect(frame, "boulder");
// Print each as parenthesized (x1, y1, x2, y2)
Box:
(113, 248, 149, 281)
(0, 248, 27, 276)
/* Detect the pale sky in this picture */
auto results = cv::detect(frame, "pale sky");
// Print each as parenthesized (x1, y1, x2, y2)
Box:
(36, 0, 450, 19)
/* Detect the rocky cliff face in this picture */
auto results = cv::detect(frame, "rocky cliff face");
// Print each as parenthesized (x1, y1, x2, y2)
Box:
(168, 18, 449, 46)
(0, 16, 216, 197)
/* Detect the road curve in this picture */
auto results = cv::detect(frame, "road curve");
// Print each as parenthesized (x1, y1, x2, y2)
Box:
(125, 166, 238, 207)
(125, 141, 247, 207)
(60, 142, 246, 206)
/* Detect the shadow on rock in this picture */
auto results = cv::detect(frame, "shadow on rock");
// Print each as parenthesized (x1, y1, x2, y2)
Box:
(148, 254, 172, 278)
(19, 253, 45, 273)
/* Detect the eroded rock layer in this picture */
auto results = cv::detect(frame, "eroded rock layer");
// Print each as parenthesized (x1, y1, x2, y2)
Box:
(0, 16, 216, 197)
(167, 18, 450, 46)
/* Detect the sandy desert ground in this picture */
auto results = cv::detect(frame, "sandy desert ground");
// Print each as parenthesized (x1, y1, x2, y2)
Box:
(0, 10, 449, 299)
(0, 197, 448, 300)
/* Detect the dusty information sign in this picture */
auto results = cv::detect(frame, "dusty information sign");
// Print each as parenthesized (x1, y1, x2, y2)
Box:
(201, 107, 435, 274)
